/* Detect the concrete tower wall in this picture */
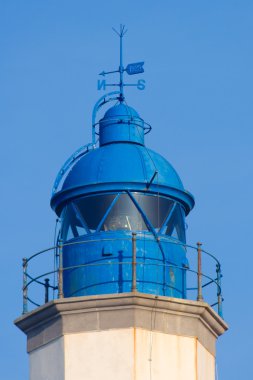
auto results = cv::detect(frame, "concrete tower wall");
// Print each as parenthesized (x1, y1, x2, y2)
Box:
(30, 329, 215, 380)
(15, 293, 227, 380)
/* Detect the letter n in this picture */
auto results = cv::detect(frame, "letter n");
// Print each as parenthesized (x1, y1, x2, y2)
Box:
(97, 80, 106, 91)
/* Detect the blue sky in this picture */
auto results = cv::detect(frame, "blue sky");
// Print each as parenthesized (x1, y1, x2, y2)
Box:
(1, 1, 253, 378)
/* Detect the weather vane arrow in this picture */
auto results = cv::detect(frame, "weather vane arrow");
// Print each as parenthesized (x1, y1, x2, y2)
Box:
(97, 25, 146, 100)
(100, 62, 144, 77)
(99, 69, 119, 77)
(125, 62, 144, 75)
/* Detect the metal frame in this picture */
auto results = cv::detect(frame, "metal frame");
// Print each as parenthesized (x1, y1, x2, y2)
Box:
(21, 236, 224, 318)
(95, 193, 120, 233)
(92, 91, 120, 145)
(159, 203, 177, 235)
(60, 190, 186, 241)
(52, 143, 95, 196)
(71, 202, 91, 235)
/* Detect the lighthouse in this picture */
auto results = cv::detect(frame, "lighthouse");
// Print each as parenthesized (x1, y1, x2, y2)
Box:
(15, 26, 227, 380)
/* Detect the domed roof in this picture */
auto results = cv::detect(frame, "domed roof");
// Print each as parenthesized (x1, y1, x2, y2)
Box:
(51, 143, 194, 215)
(99, 104, 145, 146)
(63, 144, 182, 189)
(103, 103, 140, 118)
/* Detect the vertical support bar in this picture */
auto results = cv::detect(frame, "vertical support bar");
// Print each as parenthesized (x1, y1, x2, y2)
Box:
(22, 258, 28, 314)
(92, 123, 96, 146)
(131, 232, 137, 292)
(44, 278, 50, 303)
(216, 264, 223, 318)
(197, 242, 204, 301)
(58, 240, 64, 299)
(119, 26, 124, 102)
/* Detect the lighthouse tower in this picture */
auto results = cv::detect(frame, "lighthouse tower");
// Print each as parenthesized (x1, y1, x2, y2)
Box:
(15, 26, 227, 380)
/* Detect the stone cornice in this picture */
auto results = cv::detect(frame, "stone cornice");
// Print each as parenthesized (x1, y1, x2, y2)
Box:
(14, 292, 228, 355)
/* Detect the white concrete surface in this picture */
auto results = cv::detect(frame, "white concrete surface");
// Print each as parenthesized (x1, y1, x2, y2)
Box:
(197, 340, 215, 380)
(65, 329, 134, 380)
(30, 337, 64, 380)
(135, 329, 196, 380)
(29, 328, 215, 380)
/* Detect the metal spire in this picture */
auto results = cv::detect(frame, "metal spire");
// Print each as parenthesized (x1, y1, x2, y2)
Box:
(112, 24, 127, 102)
(98, 25, 145, 101)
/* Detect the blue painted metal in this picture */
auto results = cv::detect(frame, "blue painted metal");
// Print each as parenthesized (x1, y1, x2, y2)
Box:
(53, 90, 122, 196)
(118, 24, 126, 102)
(95, 194, 120, 233)
(62, 232, 187, 298)
(126, 190, 167, 265)
(126, 191, 158, 238)
(98, 25, 145, 97)
(92, 91, 120, 145)
(126, 62, 144, 75)
(52, 143, 94, 196)
(22, 238, 224, 317)
(72, 203, 90, 234)
(99, 104, 145, 146)
(51, 141, 194, 215)
(159, 203, 177, 235)
(50, 26, 196, 301)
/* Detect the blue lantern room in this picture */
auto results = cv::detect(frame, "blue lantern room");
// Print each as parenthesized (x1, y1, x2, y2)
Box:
(49, 25, 195, 301)
(51, 101, 195, 299)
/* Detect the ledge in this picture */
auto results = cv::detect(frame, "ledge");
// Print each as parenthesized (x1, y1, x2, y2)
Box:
(14, 292, 228, 355)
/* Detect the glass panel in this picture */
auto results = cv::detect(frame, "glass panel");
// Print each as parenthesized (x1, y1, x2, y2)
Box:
(166, 204, 185, 242)
(101, 194, 149, 231)
(133, 193, 174, 231)
(61, 203, 87, 241)
(60, 193, 183, 240)
(74, 194, 116, 232)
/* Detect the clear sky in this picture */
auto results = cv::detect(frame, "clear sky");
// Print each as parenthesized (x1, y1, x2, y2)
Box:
(1, 1, 252, 379)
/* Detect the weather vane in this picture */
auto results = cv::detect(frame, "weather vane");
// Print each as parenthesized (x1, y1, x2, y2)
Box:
(97, 24, 146, 102)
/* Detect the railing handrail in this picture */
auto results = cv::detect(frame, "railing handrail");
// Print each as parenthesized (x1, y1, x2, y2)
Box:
(24, 261, 221, 294)
(22, 233, 223, 318)
(24, 235, 221, 267)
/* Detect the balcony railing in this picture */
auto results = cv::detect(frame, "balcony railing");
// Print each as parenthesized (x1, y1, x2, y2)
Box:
(21, 233, 224, 318)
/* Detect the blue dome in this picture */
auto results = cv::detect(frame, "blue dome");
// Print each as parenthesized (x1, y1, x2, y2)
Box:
(103, 103, 139, 118)
(99, 104, 145, 146)
(51, 143, 194, 215)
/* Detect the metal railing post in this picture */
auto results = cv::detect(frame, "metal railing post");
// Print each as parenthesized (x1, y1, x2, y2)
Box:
(44, 278, 50, 303)
(22, 258, 28, 314)
(58, 240, 64, 299)
(216, 263, 223, 318)
(197, 242, 204, 301)
(131, 232, 137, 292)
